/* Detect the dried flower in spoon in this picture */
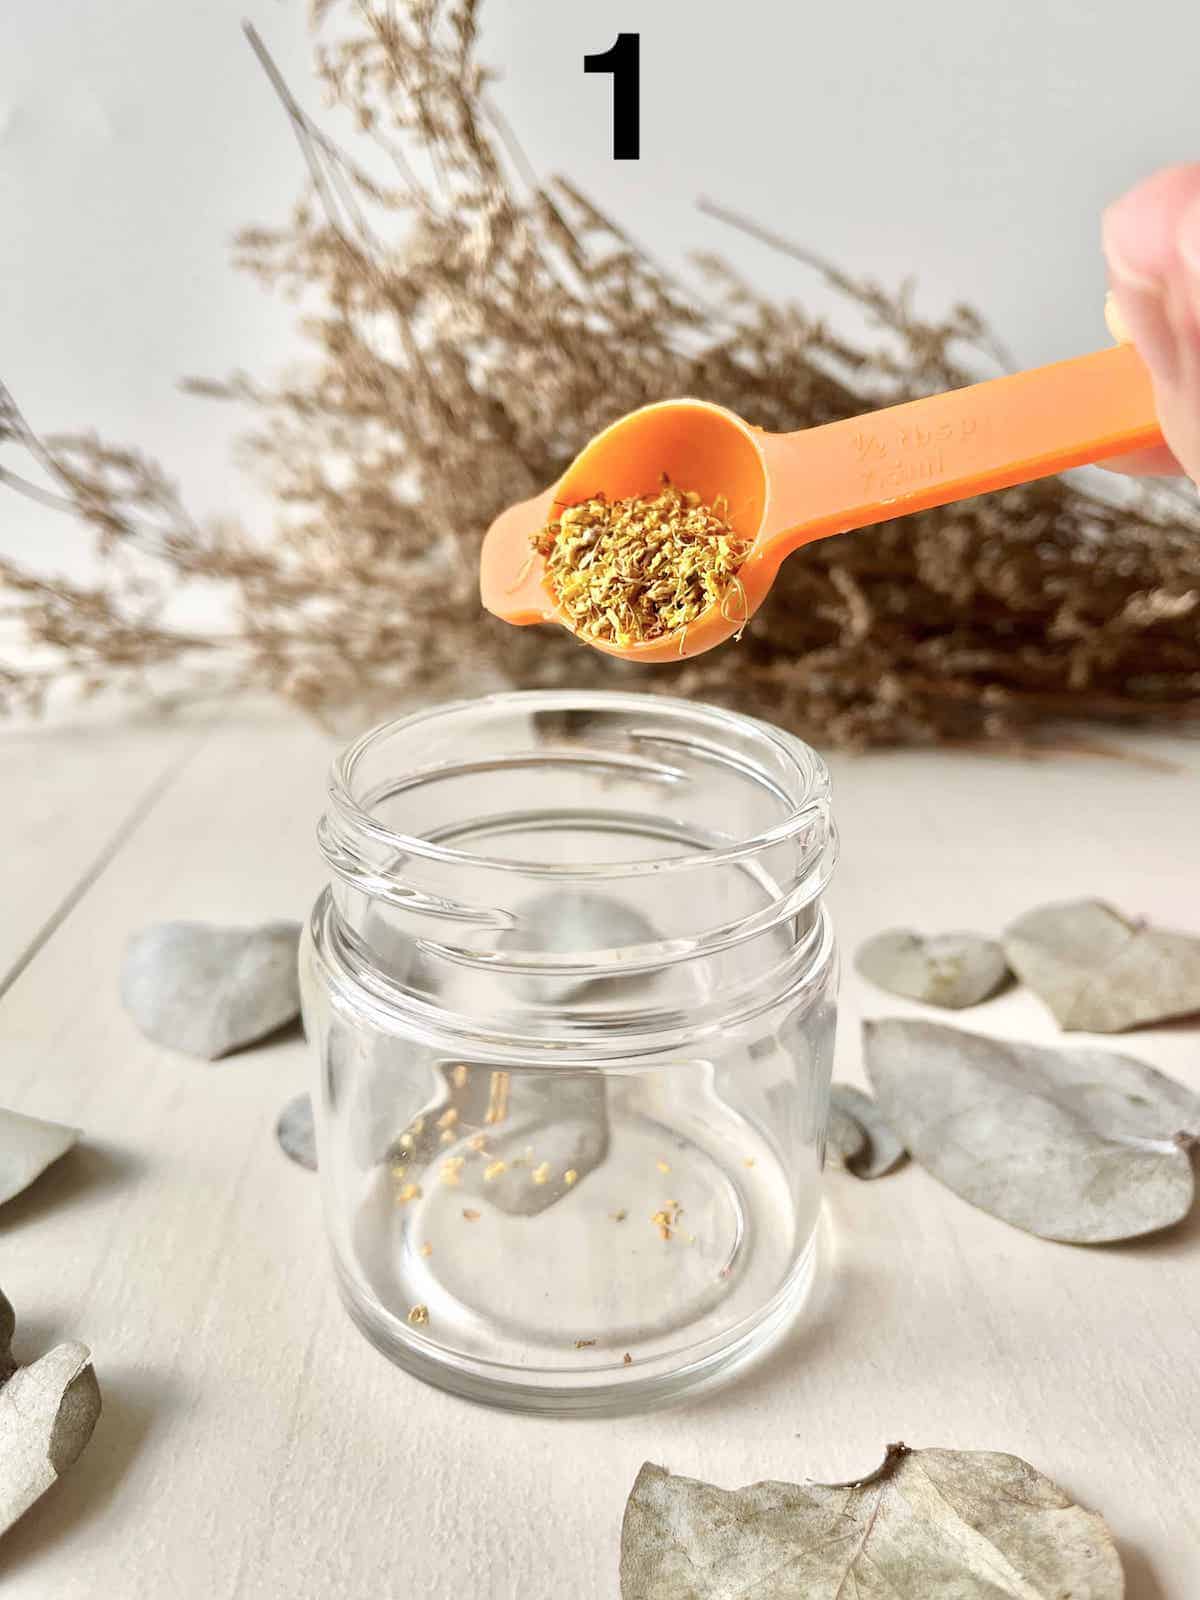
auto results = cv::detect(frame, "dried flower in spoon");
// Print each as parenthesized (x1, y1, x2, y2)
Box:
(532, 478, 751, 647)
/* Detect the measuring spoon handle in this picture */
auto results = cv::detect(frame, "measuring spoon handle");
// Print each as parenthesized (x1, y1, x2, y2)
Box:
(759, 343, 1164, 554)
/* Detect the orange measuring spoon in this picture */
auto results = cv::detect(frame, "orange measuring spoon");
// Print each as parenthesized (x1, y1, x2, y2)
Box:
(480, 342, 1163, 662)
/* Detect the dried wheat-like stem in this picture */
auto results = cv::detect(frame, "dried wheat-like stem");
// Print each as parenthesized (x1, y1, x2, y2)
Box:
(1, 0, 1197, 741)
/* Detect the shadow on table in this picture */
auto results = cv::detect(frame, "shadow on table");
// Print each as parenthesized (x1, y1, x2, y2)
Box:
(226, 1013, 306, 1058)
(0, 1141, 146, 1237)
(1118, 1541, 1168, 1600)
(686, 1200, 855, 1420)
(0, 1367, 171, 1578)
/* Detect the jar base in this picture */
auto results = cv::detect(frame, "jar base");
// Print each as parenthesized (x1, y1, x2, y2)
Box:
(340, 1091, 820, 1415)
(331, 1230, 817, 1418)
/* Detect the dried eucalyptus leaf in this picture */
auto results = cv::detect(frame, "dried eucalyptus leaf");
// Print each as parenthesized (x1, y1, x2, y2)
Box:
(276, 1093, 317, 1171)
(0, 1289, 101, 1537)
(830, 1084, 907, 1179)
(856, 929, 1009, 1009)
(380, 1062, 514, 1172)
(0, 1290, 15, 1385)
(621, 1444, 1122, 1599)
(496, 891, 658, 1005)
(381, 1066, 612, 1217)
(1004, 898, 1200, 1032)
(0, 1108, 80, 1206)
(457, 1074, 610, 1216)
(864, 1017, 1200, 1242)
(121, 920, 302, 1060)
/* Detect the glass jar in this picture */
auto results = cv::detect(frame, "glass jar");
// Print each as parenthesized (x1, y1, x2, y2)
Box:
(300, 690, 838, 1416)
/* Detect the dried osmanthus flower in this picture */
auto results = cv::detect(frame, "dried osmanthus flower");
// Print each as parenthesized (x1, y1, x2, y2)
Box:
(0, 0, 1197, 746)
(533, 479, 751, 647)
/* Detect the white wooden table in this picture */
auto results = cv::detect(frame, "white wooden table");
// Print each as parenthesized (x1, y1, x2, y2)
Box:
(2, 709, 1198, 1598)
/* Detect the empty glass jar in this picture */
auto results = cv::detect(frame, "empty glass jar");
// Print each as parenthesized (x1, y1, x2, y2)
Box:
(300, 690, 838, 1415)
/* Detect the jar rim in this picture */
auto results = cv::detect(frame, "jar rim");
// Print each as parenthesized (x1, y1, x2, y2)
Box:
(326, 689, 828, 880)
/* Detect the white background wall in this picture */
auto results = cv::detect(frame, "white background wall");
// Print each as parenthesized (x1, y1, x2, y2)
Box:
(3, 0, 1198, 576)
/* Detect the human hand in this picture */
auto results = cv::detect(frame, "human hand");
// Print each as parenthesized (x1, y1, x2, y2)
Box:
(1102, 163, 1200, 482)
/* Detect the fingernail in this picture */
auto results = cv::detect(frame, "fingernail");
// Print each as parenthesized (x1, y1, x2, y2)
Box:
(1104, 290, 1131, 344)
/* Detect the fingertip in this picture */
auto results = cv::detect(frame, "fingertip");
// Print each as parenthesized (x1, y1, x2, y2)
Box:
(1179, 189, 1200, 279)
(1106, 274, 1178, 383)
(1103, 163, 1200, 286)
(1104, 166, 1200, 484)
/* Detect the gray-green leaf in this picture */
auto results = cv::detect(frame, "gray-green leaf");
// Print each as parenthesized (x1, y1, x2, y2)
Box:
(857, 929, 1009, 1009)
(0, 1289, 102, 1537)
(276, 1093, 317, 1171)
(121, 920, 302, 1060)
(829, 1084, 907, 1178)
(620, 1444, 1123, 1599)
(824, 1099, 866, 1168)
(1004, 899, 1200, 1032)
(864, 1017, 1200, 1242)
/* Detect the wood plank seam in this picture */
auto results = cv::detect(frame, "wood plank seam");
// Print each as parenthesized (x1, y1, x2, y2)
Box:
(0, 729, 210, 1005)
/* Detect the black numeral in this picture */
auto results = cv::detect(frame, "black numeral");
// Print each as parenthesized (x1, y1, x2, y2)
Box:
(584, 33, 640, 160)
